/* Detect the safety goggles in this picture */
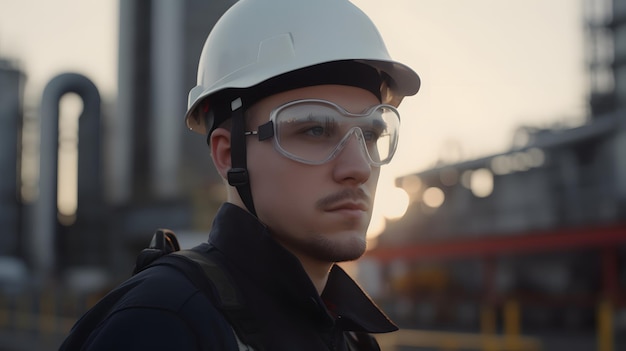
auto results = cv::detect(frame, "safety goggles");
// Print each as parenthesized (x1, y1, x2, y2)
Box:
(245, 99, 400, 166)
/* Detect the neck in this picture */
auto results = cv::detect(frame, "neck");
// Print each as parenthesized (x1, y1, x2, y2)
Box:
(296, 254, 333, 295)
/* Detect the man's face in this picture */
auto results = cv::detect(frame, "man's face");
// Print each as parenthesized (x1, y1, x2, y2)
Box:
(245, 85, 382, 263)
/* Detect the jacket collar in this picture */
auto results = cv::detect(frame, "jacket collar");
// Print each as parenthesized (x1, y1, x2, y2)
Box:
(208, 202, 397, 333)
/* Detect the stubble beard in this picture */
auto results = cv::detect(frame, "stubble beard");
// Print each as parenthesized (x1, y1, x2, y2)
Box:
(280, 230, 368, 263)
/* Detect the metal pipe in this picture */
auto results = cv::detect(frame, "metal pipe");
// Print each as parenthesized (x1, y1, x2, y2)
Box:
(32, 73, 100, 278)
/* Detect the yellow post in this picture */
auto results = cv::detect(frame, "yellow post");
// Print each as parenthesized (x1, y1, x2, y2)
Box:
(16, 293, 31, 331)
(0, 293, 7, 329)
(480, 304, 497, 351)
(481, 304, 497, 334)
(61, 294, 78, 333)
(503, 299, 520, 336)
(39, 291, 56, 335)
(503, 298, 523, 350)
(597, 299, 614, 351)
(441, 337, 460, 351)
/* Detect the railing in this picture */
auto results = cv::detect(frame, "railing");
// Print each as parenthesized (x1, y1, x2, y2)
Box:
(375, 329, 542, 351)
(0, 290, 98, 350)
(1, 291, 541, 351)
(1, 292, 619, 351)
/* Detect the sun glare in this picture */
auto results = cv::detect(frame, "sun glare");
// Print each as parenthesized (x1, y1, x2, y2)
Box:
(470, 168, 494, 198)
(381, 186, 410, 220)
(368, 181, 411, 239)
(423, 187, 445, 208)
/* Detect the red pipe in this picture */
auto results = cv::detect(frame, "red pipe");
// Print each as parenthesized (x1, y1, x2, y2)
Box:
(368, 223, 626, 263)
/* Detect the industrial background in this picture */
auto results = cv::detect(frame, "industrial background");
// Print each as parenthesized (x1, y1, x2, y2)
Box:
(0, 0, 624, 350)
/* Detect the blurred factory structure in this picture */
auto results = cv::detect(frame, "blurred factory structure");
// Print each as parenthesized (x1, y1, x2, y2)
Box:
(363, 0, 626, 349)
(0, 2, 237, 349)
(0, 0, 625, 350)
(1, 1, 237, 285)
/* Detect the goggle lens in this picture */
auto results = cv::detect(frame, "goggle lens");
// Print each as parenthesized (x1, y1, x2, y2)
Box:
(259, 99, 400, 166)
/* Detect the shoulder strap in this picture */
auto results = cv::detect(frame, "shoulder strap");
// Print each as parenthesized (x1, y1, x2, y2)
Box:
(153, 250, 265, 351)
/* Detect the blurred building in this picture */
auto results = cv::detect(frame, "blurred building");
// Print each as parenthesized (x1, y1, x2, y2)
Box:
(0, 1, 239, 286)
(109, 0, 237, 264)
(366, 0, 626, 338)
(46, 0, 238, 281)
(0, 2, 240, 347)
(0, 0, 624, 349)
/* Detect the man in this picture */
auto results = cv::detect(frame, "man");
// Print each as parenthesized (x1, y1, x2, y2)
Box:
(60, 0, 419, 349)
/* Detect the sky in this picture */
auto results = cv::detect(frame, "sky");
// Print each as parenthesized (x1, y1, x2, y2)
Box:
(351, 0, 589, 232)
(0, 0, 590, 235)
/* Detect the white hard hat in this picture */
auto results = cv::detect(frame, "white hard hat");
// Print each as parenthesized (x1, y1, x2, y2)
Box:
(185, 0, 421, 135)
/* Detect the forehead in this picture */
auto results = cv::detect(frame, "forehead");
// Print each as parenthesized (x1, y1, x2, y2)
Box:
(246, 84, 380, 123)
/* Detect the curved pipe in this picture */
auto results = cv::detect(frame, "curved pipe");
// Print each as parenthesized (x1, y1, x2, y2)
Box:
(32, 73, 101, 277)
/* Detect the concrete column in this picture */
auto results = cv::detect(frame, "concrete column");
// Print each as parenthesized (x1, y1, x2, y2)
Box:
(110, 1, 136, 204)
(150, 0, 185, 199)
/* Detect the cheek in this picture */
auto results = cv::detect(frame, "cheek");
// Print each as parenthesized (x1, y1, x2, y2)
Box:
(248, 144, 313, 210)
(247, 145, 329, 235)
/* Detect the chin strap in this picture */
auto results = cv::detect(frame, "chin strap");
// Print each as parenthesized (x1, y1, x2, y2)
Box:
(227, 98, 257, 217)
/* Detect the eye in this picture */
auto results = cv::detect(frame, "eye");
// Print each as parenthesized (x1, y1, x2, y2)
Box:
(361, 118, 388, 142)
(304, 125, 327, 137)
(362, 130, 381, 142)
(298, 115, 336, 138)
(361, 124, 386, 142)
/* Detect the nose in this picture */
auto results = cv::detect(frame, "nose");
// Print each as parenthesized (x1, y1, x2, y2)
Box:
(332, 130, 372, 184)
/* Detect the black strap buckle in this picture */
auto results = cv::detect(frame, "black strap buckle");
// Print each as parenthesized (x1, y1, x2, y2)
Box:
(227, 168, 250, 186)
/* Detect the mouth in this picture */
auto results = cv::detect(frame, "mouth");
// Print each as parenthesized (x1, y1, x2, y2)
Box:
(317, 188, 372, 217)
(325, 201, 369, 213)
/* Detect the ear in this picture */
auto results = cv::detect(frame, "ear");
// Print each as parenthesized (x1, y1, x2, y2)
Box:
(210, 127, 232, 179)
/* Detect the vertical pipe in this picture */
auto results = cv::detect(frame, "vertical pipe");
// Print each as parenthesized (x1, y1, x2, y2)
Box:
(151, 0, 185, 199)
(111, 1, 136, 204)
(614, 131, 626, 203)
(612, 0, 626, 207)
(32, 73, 100, 277)
(601, 246, 619, 300)
(33, 81, 60, 278)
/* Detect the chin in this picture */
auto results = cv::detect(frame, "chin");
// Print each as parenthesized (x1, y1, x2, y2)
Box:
(272, 222, 369, 263)
(309, 231, 368, 262)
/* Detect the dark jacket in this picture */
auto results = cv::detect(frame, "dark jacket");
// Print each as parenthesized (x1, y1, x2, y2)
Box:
(63, 203, 397, 350)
